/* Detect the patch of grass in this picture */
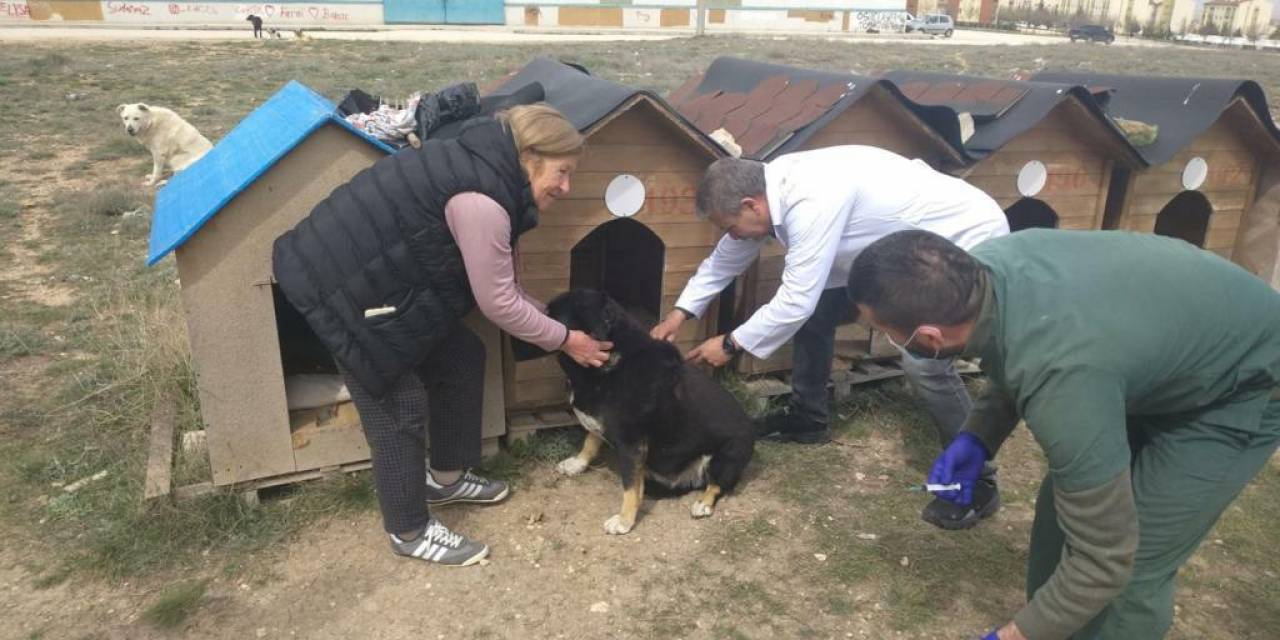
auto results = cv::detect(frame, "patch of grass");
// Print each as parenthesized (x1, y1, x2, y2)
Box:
(54, 185, 149, 218)
(89, 136, 145, 162)
(721, 513, 780, 558)
(25, 149, 55, 162)
(31, 564, 73, 590)
(709, 625, 751, 640)
(0, 325, 48, 360)
(27, 52, 70, 76)
(812, 487, 1026, 631)
(479, 426, 582, 482)
(717, 370, 778, 418)
(141, 579, 207, 629)
(1189, 466, 1280, 633)
(0, 186, 17, 219)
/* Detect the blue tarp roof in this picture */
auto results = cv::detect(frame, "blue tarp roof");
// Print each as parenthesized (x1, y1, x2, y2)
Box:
(146, 80, 394, 266)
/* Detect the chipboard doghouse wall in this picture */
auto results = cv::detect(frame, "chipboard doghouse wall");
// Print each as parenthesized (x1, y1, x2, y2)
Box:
(148, 81, 508, 488)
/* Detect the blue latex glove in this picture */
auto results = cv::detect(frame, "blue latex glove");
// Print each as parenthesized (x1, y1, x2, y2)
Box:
(928, 432, 990, 505)
(981, 632, 999, 640)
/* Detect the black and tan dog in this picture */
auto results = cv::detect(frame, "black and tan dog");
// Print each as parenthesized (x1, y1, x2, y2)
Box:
(547, 289, 755, 535)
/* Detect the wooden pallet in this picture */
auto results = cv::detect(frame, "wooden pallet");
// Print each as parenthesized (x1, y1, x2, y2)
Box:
(743, 358, 982, 401)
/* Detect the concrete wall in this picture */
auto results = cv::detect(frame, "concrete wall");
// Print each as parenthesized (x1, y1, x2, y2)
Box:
(0, 0, 383, 24)
(506, 2, 910, 33)
(0, 0, 911, 31)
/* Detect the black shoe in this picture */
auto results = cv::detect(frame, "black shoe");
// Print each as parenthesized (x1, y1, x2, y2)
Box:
(754, 413, 792, 438)
(921, 478, 1000, 530)
(756, 413, 831, 444)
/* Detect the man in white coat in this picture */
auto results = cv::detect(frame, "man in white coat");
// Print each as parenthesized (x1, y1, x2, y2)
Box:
(651, 146, 1009, 530)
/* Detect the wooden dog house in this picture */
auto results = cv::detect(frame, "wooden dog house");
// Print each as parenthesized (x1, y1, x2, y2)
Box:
(669, 57, 969, 376)
(1033, 72, 1280, 260)
(486, 59, 726, 416)
(147, 81, 514, 489)
(882, 71, 1145, 234)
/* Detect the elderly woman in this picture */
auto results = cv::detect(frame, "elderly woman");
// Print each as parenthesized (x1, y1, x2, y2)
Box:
(273, 104, 610, 566)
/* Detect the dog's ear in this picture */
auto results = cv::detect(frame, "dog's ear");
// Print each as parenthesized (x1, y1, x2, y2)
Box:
(117, 104, 127, 115)
(137, 104, 150, 112)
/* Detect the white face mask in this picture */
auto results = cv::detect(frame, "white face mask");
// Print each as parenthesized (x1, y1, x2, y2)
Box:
(885, 326, 941, 359)
(884, 326, 919, 352)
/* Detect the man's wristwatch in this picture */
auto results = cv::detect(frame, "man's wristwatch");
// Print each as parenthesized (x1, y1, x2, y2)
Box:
(721, 333, 741, 357)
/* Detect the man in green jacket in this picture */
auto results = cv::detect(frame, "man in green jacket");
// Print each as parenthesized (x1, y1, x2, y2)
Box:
(847, 229, 1280, 640)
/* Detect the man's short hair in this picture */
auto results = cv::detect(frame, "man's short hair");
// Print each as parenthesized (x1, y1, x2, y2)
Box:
(847, 230, 984, 331)
(695, 157, 766, 220)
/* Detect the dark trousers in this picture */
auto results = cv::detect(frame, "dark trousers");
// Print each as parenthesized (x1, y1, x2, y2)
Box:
(342, 325, 486, 534)
(788, 288, 853, 426)
(789, 288, 974, 452)
(1026, 400, 1280, 638)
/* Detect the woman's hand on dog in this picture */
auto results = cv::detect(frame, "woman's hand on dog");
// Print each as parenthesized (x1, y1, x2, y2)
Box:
(562, 330, 613, 368)
(650, 309, 688, 343)
(685, 334, 732, 368)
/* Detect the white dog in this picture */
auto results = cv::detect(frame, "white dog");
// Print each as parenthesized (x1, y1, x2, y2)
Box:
(117, 103, 213, 186)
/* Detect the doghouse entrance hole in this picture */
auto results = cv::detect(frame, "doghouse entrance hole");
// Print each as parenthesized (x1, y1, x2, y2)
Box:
(570, 218, 665, 323)
(272, 286, 357, 444)
(1005, 198, 1060, 232)
(1154, 191, 1212, 248)
(273, 285, 339, 377)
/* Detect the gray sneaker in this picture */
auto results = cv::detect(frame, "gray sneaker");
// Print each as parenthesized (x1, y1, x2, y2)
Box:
(390, 518, 489, 566)
(425, 469, 510, 506)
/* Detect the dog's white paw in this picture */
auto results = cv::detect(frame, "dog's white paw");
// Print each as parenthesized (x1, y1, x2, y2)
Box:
(556, 456, 589, 476)
(690, 501, 713, 518)
(603, 514, 633, 535)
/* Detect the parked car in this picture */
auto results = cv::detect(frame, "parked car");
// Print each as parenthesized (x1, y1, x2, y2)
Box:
(906, 14, 955, 38)
(1069, 24, 1115, 43)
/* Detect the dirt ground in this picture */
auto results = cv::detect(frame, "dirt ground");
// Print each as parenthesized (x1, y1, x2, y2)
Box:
(3, 419, 1045, 640)
(0, 34, 1277, 640)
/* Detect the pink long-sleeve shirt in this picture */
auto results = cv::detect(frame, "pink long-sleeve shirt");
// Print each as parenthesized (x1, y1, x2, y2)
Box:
(444, 192, 568, 352)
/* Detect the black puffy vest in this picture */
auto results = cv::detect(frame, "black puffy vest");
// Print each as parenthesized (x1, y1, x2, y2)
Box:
(272, 118, 538, 398)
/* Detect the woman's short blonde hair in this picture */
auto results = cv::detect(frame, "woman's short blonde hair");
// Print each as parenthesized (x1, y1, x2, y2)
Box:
(499, 103, 585, 159)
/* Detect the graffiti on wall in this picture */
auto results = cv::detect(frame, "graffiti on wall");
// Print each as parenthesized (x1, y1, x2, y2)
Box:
(0, 0, 378, 23)
(852, 10, 911, 32)
(0, 0, 31, 18)
(106, 1, 151, 15)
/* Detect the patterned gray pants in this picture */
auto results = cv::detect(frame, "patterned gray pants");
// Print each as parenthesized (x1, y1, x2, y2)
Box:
(342, 325, 485, 534)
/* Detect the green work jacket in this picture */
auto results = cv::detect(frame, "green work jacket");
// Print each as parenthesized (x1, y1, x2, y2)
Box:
(963, 230, 1280, 639)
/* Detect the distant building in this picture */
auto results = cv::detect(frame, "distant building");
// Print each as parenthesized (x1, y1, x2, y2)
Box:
(1201, 0, 1273, 36)
(999, 0, 1196, 33)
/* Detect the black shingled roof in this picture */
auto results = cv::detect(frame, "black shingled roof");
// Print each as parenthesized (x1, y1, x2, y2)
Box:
(880, 70, 1143, 166)
(1032, 71, 1280, 166)
(489, 57, 721, 159)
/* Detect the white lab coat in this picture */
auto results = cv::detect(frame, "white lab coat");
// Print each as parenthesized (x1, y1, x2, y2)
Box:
(674, 145, 1009, 358)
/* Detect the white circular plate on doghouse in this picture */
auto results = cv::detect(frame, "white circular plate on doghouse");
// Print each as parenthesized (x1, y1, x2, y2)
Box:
(1017, 161, 1047, 198)
(605, 174, 645, 218)
(1182, 157, 1208, 191)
